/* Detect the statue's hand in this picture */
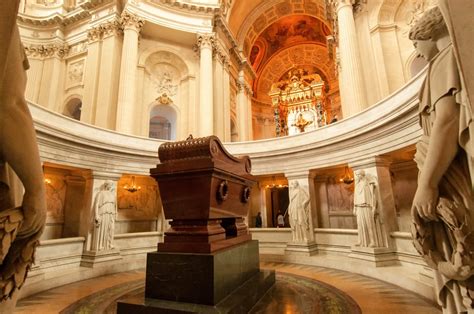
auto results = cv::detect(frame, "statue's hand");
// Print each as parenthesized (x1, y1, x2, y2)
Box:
(18, 190, 47, 238)
(411, 186, 439, 221)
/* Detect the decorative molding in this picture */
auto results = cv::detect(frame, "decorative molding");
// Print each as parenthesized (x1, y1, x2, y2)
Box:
(24, 43, 70, 58)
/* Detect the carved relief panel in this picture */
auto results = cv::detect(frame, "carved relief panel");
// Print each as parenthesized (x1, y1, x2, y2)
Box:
(66, 58, 85, 89)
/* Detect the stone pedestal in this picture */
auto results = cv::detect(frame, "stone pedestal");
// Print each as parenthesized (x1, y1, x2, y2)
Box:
(80, 248, 121, 268)
(349, 246, 398, 267)
(117, 241, 275, 313)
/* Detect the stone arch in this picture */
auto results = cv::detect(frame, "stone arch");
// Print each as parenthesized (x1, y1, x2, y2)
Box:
(406, 51, 428, 78)
(139, 47, 190, 78)
(148, 103, 179, 140)
(255, 43, 337, 102)
(63, 95, 82, 120)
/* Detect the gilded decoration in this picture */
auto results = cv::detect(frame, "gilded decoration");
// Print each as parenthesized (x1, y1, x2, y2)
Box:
(269, 68, 330, 136)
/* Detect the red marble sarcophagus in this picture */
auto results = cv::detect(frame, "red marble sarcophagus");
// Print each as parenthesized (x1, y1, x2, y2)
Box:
(150, 135, 256, 253)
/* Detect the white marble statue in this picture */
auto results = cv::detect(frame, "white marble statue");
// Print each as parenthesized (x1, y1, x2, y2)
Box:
(91, 182, 117, 251)
(409, 6, 474, 313)
(288, 181, 311, 242)
(0, 1, 47, 309)
(353, 170, 385, 248)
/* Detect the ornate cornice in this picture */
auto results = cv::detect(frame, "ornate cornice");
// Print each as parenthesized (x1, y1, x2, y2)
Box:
(24, 43, 70, 58)
(148, 0, 219, 14)
(120, 11, 145, 31)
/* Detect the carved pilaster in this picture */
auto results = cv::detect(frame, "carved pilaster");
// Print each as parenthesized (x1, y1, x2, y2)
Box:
(120, 11, 145, 31)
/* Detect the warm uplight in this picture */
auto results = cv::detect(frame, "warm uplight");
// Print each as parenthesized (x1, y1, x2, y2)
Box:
(123, 176, 141, 193)
(341, 166, 354, 185)
(44, 178, 51, 185)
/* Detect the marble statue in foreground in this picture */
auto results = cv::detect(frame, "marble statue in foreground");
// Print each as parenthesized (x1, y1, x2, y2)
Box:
(91, 182, 117, 251)
(409, 6, 474, 313)
(0, 1, 47, 311)
(288, 181, 311, 242)
(353, 170, 385, 248)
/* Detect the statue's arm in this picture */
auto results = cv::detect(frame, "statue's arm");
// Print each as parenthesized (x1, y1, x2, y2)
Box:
(412, 94, 460, 221)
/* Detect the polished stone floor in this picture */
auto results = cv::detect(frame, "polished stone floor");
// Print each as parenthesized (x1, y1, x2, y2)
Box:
(15, 262, 440, 314)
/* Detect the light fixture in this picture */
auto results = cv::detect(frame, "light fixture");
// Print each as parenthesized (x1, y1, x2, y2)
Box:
(123, 176, 141, 193)
(340, 166, 354, 185)
(44, 178, 51, 185)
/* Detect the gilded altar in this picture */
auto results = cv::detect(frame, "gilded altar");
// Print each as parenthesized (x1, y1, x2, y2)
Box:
(269, 68, 329, 136)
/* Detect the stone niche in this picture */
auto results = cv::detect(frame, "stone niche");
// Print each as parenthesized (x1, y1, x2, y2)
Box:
(314, 166, 356, 229)
(116, 175, 165, 233)
(42, 163, 89, 240)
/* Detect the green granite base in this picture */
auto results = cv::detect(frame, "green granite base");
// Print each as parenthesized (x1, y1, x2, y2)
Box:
(144, 240, 260, 305)
(116, 269, 275, 314)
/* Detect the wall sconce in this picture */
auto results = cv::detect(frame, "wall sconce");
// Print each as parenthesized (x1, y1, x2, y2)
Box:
(44, 178, 51, 185)
(123, 176, 141, 193)
(339, 166, 354, 185)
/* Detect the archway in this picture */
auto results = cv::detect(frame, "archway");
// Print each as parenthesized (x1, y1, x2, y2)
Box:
(149, 104, 177, 140)
(63, 97, 82, 121)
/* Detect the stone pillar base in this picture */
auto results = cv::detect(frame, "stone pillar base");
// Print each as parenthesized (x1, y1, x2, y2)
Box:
(285, 242, 318, 256)
(349, 246, 398, 267)
(80, 248, 121, 268)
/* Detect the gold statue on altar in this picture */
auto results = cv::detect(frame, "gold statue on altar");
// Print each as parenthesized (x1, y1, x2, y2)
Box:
(269, 68, 329, 136)
(292, 113, 312, 133)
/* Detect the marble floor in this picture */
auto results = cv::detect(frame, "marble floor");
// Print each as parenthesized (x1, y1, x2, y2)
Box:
(15, 262, 440, 314)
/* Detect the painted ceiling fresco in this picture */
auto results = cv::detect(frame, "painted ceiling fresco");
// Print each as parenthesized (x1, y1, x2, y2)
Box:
(250, 15, 331, 71)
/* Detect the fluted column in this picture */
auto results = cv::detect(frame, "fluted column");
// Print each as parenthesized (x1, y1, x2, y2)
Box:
(336, 0, 367, 118)
(116, 11, 144, 134)
(197, 33, 215, 137)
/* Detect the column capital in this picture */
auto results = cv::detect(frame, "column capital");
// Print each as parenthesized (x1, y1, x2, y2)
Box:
(196, 32, 215, 50)
(120, 11, 145, 32)
(101, 19, 123, 38)
(87, 26, 103, 43)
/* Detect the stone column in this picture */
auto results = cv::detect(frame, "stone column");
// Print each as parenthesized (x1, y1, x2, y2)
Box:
(81, 171, 122, 268)
(116, 11, 144, 134)
(284, 171, 318, 256)
(236, 70, 252, 141)
(95, 20, 122, 130)
(197, 33, 215, 137)
(223, 60, 231, 141)
(213, 45, 225, 139)
(348, 156, 398, 266)
(81, 27, 102, 124)
(335, 0, 368, 118)
(247, 92, 253, 141)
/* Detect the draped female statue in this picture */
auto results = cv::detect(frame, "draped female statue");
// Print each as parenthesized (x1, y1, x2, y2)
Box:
(409, 6, 474, 313)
